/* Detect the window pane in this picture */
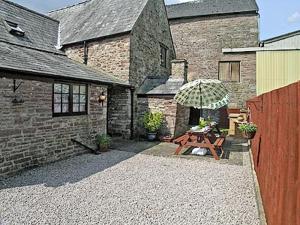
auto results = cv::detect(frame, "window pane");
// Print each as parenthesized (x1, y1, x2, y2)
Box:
(62, 104, 69, 113)
(80, 85, 86, 94)
(80, 104, 86, 112)
(73, 85, 79, 94)
(62, 84, 69, 94)
(80, 95, 86, 103)
(62, 94, 69, 103)
(73, 104, 79, 112)
(54, 104, 61, 113)
(231, 62, 240, 82)
(54, 84, 61, 93)
(54, 94, 61, 103)
(219, 62, 230, 81)
(73, 94, 79, 103)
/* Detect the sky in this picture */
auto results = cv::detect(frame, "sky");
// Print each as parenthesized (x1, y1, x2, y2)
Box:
(9, 0, 300, 40)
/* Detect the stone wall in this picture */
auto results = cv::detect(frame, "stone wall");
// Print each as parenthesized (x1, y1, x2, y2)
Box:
(130, 0, 176, 86)
(107, 86, 132, 138)
(0, 74, 107, 178)
(169, 13, 259, 108)
(137, 96, 189, 137)
(64, 35, 131, 82)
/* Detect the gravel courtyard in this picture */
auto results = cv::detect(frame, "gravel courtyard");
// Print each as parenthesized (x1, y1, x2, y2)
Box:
(0, 149, 260, 225)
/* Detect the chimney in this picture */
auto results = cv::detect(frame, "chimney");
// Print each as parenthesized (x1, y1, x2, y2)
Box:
(171, 59, 188, 83)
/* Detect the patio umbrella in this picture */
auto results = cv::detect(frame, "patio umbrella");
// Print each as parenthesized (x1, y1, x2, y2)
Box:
(174, 79, 229, 117)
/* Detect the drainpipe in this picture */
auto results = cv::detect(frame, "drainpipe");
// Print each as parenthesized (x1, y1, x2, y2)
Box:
(83, 41, 88, 65)
(130, 87, 135, 139)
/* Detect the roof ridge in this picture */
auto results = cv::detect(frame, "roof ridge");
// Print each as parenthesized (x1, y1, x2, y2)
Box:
(48, 0, 92, 13)
(2, 0, 59, 22)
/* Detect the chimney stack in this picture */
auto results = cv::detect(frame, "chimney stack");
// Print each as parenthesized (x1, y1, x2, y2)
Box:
(171, 59, 188, 83)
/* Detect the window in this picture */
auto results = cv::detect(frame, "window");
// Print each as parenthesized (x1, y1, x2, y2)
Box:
(53, 83, 87, 116)
(4, 20, 25, 37)
(160, 44, 168, 68)
(219, 61, 240, 82)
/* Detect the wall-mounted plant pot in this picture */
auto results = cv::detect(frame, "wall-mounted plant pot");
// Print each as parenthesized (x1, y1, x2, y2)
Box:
(147, 132, 157, 141)
(243, 131, 256, 139)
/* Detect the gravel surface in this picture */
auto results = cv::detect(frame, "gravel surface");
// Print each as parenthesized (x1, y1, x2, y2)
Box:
(0, 150, 259, 225)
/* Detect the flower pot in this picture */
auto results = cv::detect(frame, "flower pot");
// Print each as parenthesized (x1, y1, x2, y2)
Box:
(147, 132, 157, 141)
(243, 131, 256, 139)
(98, 144, 109, 152)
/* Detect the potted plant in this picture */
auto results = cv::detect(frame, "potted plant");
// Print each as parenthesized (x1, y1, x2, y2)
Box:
(238, 122, 257, 139)
(143, 112, 163, 141)
(95, 134, 111, 153)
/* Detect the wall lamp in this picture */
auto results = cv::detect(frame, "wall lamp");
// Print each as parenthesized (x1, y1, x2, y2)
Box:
(98, 92, 106, 106)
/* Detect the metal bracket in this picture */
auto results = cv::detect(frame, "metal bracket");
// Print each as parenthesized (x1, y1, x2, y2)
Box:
(13, 79, 24, 93)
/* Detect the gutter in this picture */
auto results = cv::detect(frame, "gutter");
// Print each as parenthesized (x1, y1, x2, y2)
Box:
(168, 11, 258, 21)
(0, 66, 132, 88)
(222, 47, 300, 53)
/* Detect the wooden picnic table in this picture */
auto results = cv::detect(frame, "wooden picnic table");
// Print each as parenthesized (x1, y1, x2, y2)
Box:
(173, 128, 225, 160)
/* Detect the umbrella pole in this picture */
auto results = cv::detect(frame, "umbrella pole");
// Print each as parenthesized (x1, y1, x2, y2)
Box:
(200, 81, 203, 118)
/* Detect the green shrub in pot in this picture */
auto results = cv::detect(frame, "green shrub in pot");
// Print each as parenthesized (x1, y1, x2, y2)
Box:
(95, 134, 111, 152)
(143, 112, 163, 141)
(238, 123, 257, 139)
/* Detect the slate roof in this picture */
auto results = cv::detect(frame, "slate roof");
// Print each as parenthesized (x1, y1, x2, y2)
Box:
(0, 0, 60, 53)
(0, 0, 128, 86)
(48, 0, 149, 46)
(167, 0, 259, 20)
(138, 76, 185, 95)
(0, 42, 129, 86)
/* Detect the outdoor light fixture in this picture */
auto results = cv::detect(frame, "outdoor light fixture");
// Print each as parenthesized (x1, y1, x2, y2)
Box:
(98, 92, 106, 106)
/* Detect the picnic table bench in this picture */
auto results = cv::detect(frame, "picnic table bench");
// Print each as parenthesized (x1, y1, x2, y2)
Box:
(173, 128, 225, 160)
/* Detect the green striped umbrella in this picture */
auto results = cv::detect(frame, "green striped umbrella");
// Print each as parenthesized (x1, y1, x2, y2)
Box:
(174, 79, 229, 113)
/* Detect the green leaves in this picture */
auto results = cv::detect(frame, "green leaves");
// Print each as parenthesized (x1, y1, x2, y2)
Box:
(95, 134, 111, 146)
(143, 112, 164, 133)
(238, 123, 257, 133)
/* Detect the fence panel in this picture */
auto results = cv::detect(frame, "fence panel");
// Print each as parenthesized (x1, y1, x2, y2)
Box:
(247, 81, 300, 225)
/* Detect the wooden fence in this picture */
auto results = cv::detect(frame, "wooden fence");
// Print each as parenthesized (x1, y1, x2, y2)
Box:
(247, 81, 300, 225)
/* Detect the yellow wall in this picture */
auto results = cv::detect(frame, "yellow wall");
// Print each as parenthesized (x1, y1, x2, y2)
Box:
(256, 50, 300, 95)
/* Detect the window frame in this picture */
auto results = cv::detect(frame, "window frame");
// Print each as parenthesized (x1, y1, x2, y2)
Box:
(52, 82, 88, 117)
(218, 61, 241, 82)
(160, 44, 168, 68)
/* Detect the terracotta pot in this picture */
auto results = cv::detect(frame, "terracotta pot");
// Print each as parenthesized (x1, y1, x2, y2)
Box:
(243, 131, 256, 139)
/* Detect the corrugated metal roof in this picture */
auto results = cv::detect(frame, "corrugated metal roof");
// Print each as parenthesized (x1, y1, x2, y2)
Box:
(261, 30, 300, 49)
(138, 76, 185, 95)
(167, 0, 258, 20)
(0, 42, 129, 86)
(48, 0, 149, 46)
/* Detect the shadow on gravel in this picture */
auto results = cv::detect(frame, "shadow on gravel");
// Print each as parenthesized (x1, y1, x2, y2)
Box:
(0, 150, 136, 189)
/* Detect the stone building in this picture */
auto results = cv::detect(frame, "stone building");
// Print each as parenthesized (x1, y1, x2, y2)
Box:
(167, 0, 259, 126)
(49, 0, 176, 138)
(0, 0, 262, 177)
(0, 0, 129, 177)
